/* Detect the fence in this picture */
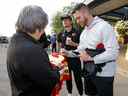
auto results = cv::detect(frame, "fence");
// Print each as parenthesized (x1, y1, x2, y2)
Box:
(0, 44, 9, 80)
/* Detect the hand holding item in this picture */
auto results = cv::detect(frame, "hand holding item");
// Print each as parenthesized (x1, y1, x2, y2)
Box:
(59, 66, 69, 80)
(59, 67, 65, 76)
(66, 37, 78, 47)
(66, 37, 72, 45)
(79, 51, 93, 62)
(68, 40, 78, 47)
(60, 48, 68, 56)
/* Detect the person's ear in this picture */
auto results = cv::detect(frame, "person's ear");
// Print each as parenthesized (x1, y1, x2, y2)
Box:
(34, 29, 42, 40)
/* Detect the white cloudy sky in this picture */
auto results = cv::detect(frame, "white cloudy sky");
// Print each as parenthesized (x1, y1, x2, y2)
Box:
(0, 0, 93, 37)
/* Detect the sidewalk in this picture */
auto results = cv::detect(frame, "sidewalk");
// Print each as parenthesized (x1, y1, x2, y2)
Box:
(0, 44, 128, 96)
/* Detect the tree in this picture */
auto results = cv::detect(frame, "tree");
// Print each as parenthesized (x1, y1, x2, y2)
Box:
(115, 20, 128, 37)
(115, 20, 128, 60)
(51, 12, 64, 33)
(51, 2, 77, 34)
(62, 5, 79, 29)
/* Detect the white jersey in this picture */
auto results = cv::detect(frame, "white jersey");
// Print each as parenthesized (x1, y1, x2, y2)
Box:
(78, 16, 119, 77)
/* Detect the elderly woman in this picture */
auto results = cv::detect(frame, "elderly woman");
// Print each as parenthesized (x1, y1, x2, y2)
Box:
(7, 5, 61, 96)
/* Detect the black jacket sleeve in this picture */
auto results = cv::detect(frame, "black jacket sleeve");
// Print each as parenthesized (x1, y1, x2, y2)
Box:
(39, 33, 51, 48)
(22, 45, 60, 90)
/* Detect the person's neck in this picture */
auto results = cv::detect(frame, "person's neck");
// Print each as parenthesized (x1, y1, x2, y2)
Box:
(65, 26, 72, 32)
(80, 23, 85, 28)
(27, 33, 38, 40)
(86, 15, 94, 27)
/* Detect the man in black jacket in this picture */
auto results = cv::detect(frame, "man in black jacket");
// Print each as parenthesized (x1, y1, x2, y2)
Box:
(7, 5, 61, 96)
(60, 15, 83, 96)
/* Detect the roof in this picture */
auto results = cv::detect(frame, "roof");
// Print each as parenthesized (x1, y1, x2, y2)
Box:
(87, 0, 128, 22)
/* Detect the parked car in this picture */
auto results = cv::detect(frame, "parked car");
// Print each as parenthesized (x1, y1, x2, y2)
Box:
(0, 36, 9, 43)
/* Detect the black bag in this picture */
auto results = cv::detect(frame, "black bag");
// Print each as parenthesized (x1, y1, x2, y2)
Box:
(82, 48, 106, 78)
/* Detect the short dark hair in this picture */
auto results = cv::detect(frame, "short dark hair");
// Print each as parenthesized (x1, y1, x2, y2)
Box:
(61, 14, 72, 21)
(72, 3, 89, 14)
(16, 5, 48, 33)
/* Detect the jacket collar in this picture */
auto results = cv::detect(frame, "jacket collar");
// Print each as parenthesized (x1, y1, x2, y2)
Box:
(64, 27, 75, 34)
(87, 16, 103, 30)
(17, 32, 40, 44)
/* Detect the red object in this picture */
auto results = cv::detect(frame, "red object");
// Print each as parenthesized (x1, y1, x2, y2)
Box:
(52, 52, 59, 58)
(50, 52, 71, 96)
(51, 81, 63, 96)
(96, 43, 104, 49)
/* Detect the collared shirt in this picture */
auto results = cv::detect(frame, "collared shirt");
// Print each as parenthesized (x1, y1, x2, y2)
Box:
(78, 16, 119, 77)
(61, 28, 81, 50)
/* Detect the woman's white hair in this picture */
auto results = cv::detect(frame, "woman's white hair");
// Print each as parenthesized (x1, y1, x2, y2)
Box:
(16, 5, 48, 33)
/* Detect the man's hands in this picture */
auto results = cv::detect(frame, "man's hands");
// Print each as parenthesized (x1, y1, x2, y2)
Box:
(79, 51, 93, 62)
(60, 48, 68, 56)
(66, 37, 78, 47)
(60, 48, 93, 62)
(67, 40, 78, 47)
(58, 61, 69, 81)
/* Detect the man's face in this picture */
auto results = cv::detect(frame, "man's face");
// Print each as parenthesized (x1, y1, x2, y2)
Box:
(73, 8, 89, 26)
(62, 18, 72, 27)
(62, 18, 72, 32)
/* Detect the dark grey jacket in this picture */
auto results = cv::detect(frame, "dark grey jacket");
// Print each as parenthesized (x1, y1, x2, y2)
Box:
(7, 32, 60, 96)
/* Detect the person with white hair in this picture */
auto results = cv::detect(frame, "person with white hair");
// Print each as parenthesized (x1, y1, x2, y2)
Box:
(7, 5, 64, 96)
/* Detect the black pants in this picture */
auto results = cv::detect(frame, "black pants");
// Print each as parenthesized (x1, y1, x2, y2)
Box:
(66, 58, 83, 95)
(84, 77, 97, 95)
(51, 43, 56, 52)
(84, 76, 114, 96)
